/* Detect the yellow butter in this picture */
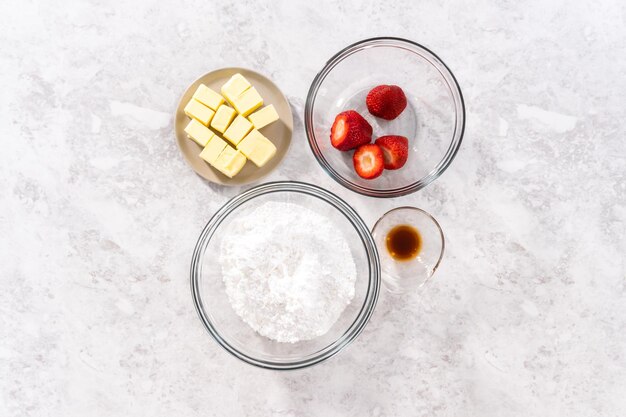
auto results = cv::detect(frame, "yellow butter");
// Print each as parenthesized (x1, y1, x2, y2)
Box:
(237, 129, 276, 167)
(192, 84, 225, 110)
(213, 146, 247, 178)
(199, 135, 228, 165)
(184, 119, 214, 147)
(184, 99, 215, 126)
(248, 104, 279, 129)
(223, 115, 254, 146)
(232, 87, 263, 117)
(221, 73, 251, 105)
(210, 104, 237, 133)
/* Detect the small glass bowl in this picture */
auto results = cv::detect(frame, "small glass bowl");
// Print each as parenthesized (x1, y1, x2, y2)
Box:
(305, 37, 465, 198)
(190, 181, 381, 370)
(372, 207, 445, 293)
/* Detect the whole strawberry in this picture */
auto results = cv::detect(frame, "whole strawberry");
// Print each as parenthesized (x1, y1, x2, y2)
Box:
(375, 135, 409, 170)
(353, 143, 384, 180)
(330, 110, 373, 151)
(366, 85, 407, 120)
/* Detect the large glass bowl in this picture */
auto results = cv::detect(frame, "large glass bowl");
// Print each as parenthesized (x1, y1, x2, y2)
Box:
(305, 37, 465, 197)
(190, 181, 381, 370)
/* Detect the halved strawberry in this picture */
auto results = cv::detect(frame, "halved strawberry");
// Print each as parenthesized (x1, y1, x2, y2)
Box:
(375, 135, 409, 170)
(330, 110, 373, 151)
(353, 144, 384, 180)
(366, 85, 407, 120)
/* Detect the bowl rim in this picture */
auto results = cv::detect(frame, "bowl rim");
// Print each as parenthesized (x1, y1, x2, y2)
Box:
(304, 37, 466, 198)
(190, 181, 381, 370)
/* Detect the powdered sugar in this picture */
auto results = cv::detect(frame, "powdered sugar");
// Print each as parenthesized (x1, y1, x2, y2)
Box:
(219, 201, 357, 343)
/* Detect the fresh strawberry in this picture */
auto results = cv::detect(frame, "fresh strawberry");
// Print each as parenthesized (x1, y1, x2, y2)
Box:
(330, 110, 373, 151)
(366, 85, 407, 120)
(353, 144, 384, 179)
(375, 135, 409, 170)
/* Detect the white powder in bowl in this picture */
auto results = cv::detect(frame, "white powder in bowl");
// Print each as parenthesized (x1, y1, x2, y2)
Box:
(219, 201, 357, 343)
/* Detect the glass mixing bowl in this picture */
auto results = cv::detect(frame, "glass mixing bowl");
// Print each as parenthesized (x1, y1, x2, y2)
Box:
(190, 181, 381, 370)
(305, 37, 465, 197)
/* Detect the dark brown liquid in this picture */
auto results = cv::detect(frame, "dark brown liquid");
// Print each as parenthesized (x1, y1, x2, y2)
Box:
(386, 224, 422, 261)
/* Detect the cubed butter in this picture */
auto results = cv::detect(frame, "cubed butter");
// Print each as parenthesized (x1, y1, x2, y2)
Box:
(213, 146, 247, 178)
(184, 119, 214, 147)
(248, 104, 279, 129)
(237, 129, 277, 167)
(223, 115, 253, 146)
(210, 104, 237, 133)
(199, 135, 228, 165)
(184, 99, 215, 126)
(232, 87, 263, 117)
(192, 84, 225, 110)
(221, 73, 251, 105)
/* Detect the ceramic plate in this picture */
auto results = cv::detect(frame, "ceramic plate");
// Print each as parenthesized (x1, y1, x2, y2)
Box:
(175, 67, 293, 185)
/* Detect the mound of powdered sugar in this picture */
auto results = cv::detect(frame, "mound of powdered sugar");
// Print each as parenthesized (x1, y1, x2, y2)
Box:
(219, 201, 357, 343)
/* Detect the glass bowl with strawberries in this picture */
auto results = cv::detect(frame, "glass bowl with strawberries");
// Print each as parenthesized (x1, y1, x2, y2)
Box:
(305, 37, 465, 198)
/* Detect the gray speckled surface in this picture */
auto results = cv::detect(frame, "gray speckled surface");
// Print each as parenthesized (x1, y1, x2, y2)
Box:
(1, 1, 625, 416)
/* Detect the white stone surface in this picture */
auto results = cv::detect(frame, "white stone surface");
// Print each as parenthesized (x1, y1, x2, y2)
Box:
(1, 0, 625, 416)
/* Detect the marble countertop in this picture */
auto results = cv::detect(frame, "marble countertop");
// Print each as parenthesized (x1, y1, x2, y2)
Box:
(1, 1, 625, 416)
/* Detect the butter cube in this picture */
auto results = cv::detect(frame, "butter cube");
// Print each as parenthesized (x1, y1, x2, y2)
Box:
(213, 146, 247, 178)
(232, 87, 263, 117)
(223, 115, 253, 146)
(199, 135, 228, 165)
(184, 119, 214, 147)
(192, 84, 225, 110)
(248, 104, 279, 129)
(184, 99, 215, 126)
(221, 73, 251, 105)
(237, 129, 277, 167)
(210, 104, 237, 133)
